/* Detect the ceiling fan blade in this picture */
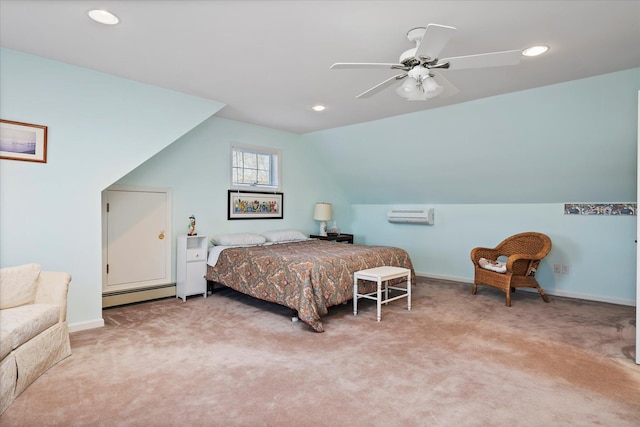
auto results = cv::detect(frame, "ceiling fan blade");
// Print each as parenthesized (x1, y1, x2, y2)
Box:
(356, 73, 406, 99)
(441, 49, 522, 70)
(431, 72, 459, 98)
(331, 62, 404, 69)
(415, 24, 456, 61)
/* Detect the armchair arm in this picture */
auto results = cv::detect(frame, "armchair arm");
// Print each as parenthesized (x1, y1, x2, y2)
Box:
(34, 271, 71, 323)
(470, 247, 501, 265)
(505, 254, 540, 276)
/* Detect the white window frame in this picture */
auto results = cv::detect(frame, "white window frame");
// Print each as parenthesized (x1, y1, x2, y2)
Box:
(230, 143, 281, 191)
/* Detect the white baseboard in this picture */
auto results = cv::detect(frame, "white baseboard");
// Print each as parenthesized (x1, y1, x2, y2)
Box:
(69, 318, 104, 333)
(536, 289, 635, 307)
(417, 272, 472, 284)
(416, 272, 636, 307)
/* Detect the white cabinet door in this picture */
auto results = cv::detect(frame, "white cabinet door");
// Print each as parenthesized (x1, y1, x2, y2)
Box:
(103, 186, 172, 293)
(185, 261, 207, 296)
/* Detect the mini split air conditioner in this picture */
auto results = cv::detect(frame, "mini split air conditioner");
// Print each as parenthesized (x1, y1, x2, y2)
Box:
(387, 209, 434, 225)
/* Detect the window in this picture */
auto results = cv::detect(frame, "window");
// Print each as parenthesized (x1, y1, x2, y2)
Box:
(231, 144, 281, 190)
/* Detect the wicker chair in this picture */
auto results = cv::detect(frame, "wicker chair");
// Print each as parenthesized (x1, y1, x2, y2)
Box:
(470, 232, 552, 306)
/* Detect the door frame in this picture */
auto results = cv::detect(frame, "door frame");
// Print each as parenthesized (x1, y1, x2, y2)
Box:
(101, 185, 172, 294)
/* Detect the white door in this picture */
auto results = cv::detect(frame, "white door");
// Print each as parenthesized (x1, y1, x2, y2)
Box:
(103, 186, 172, 293)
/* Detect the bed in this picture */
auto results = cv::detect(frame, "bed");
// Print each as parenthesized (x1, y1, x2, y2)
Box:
(206, 237, 414, 332)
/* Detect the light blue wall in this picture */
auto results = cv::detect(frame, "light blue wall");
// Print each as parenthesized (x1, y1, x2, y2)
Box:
(115, 116, 350, 279)
(351, 204, 636, 305)
(121, 68, 638, 305)
(305, 69, 640, 305)
(2, 46, 637, 334)
(0, 49, 224, 328)
(304, 68, 640, 204)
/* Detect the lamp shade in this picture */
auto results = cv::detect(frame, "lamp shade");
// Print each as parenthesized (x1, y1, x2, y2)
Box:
(395, 77, 420, 98)
(313, 203, 332, 221)
(421, 76, 443, 98)
(398, 76, 443, 100)
(397, 67, 443, 101)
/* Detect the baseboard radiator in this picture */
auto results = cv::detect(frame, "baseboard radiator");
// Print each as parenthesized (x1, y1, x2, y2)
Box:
(102, 284, 176, 308)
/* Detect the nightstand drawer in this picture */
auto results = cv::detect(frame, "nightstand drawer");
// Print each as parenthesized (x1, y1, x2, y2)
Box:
(186, 247, 206, 262)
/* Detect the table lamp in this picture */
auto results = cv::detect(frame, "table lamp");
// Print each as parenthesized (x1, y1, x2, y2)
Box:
(313, 202, 332, 237)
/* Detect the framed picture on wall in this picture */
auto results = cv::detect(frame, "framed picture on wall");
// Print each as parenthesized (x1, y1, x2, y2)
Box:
(228, 190, 283, 220)
(0, 119, 48, 163)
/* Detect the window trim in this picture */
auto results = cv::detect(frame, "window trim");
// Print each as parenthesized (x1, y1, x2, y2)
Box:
(230, 143, 282, 191)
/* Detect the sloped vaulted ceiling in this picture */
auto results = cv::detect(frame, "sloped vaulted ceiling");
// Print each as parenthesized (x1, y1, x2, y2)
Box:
(0, 1, 639, 134)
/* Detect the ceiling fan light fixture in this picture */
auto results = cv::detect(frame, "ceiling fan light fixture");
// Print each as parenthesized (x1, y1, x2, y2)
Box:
(88, 9, 120, 25)
(422, 76, 443, 98)
(397, 73, 442, 100)
(396, 77, 420, 98)
(522, 45, 549, 57)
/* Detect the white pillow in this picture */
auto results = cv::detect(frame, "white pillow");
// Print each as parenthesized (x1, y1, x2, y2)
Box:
(261, 229, 308, 243)
(212, 233, 266, 246)
(0, 263, 42, 309)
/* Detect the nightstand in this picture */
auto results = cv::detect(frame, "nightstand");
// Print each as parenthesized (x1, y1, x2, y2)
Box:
(310, 233, 354, 244)
(176, 235, 208, 301)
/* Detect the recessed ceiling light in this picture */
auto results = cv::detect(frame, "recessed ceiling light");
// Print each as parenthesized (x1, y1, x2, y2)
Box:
(88, 9, 120, 25)
(311, 105, 326, 112)
(522, 45, 549, 57)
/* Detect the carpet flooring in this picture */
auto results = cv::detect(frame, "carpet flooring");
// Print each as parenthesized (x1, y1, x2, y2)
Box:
(1, 277, 638, 426)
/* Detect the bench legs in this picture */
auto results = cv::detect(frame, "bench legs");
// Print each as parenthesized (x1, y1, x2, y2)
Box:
(353, 268, 411, 322)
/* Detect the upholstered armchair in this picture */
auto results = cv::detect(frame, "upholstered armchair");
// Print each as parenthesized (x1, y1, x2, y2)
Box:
(470, 232, 552, 306)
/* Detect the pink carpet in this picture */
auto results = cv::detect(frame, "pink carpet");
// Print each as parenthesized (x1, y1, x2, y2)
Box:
(1, 277, 638, 426)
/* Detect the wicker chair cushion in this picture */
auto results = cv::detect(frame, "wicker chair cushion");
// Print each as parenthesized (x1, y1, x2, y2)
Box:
(478, 257, 506, 273)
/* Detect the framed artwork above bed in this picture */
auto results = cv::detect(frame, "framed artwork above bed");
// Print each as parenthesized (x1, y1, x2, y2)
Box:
(228, 190, 283, 220)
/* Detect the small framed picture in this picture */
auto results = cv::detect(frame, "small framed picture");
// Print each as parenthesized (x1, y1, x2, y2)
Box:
(0, 119, 48, 163)
(228, 190, 283, 220)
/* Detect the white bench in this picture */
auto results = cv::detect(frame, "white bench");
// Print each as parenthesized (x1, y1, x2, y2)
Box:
(353, 266, 411, 322)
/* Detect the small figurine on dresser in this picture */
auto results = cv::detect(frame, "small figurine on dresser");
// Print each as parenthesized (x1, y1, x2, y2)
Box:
(188, 215, 197, 236)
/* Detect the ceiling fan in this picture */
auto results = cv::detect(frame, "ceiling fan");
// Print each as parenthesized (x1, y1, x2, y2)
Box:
(330, 24, 522, 101)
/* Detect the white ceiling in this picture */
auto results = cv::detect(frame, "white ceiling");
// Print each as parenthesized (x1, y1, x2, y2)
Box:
(1, 1, 639, 134)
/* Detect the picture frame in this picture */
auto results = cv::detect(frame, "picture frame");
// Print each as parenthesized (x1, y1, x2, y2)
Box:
(0, 119, 48, 163)
(228, 190, 283, 220)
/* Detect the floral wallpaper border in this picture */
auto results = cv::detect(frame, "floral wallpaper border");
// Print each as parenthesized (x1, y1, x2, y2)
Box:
(564, 203, 636, 215)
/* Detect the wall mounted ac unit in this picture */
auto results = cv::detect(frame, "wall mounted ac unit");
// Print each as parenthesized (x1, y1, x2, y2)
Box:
(387, 209, 434, 225)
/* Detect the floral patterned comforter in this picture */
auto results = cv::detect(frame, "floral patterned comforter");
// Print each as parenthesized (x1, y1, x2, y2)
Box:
(206, 239, 414, 332)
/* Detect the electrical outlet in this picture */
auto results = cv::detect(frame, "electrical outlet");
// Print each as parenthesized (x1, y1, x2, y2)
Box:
(553, 264, 561, 274)
(562, 264, 569, 274)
